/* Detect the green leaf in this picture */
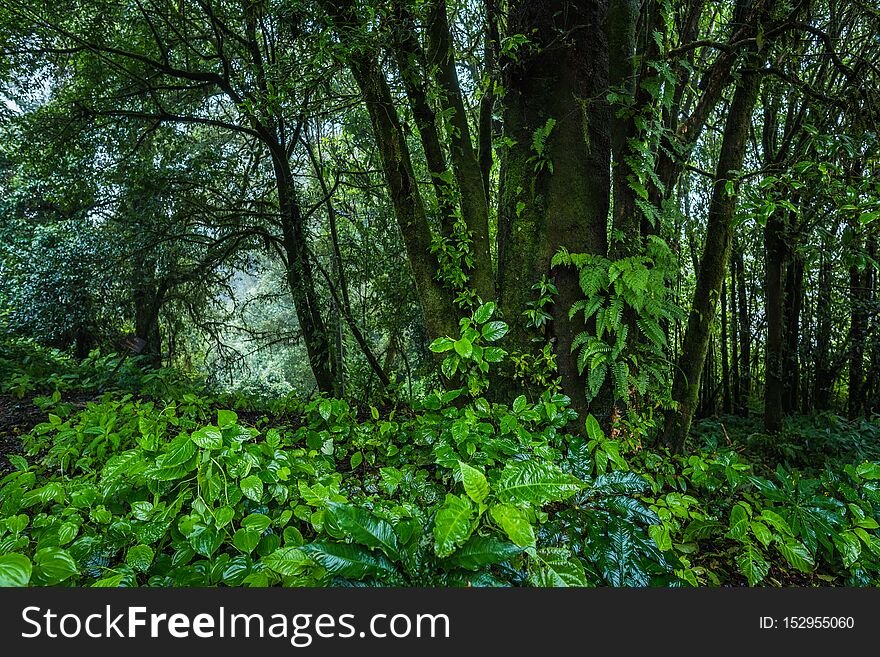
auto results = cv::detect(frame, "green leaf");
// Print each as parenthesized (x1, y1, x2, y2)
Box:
(759, 509, 793, 537)
(191, 526, 223, 557)
(433, 494, 475, 557)
(241, 514, 271, 533)
(490, 504, 536, 547)
(750, 521, 773, 548)
(584, 414, 604, 442)
(458, 461, 489, 504)
(736, 544, 769, 586)
(727, 503, 750, 541)
(474, 302, 496, 324)
(125, 545, 155, 572)
(453, 338, 473, 358)
(481, 321, 509, 342)
(33, 547, 78, 585)
(855, 462, 880, 480)
(349, 451, 363, 469)
(446, 536, 524, 570)
(240, 475, 263, 502)
(233, 528, 261, 554)
(833, 530, 861, 568)
(0, 554, 32, 587)
(318, 399, 332, 421)
(302, 541, 396, 579)
(326, 504, 400, 560)
(496, 461, 582, 506)
(214, 506, 235, 529)
(529, 548, 589, 587)
(776, 539, 814, 573)
(262, 547, 314, 577)
(648, 525, 672, 551)
(217, 409, 238, 428)
(191, 426, 223, 449)
(429, 337, 455, 353)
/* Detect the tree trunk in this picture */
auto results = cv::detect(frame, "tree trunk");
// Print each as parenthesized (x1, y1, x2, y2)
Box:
(782, 251, 803, 414)
(426, 0, 494, 301)
(662, 64, 763, 452)
(497, 0, 610, 422)
(763, 210, 785, 433)
(733, 234, 751, 415)
(275, 162, 336, 394)
(721, 279, 731, 414)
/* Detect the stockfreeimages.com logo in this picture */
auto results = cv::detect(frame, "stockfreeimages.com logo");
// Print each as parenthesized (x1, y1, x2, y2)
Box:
(21, 606, 451, 646)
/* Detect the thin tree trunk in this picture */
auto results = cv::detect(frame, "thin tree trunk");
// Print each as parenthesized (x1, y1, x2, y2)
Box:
(764, 210, 785, 432)
(733, 234, 751, 415)
(721, 279, 731, 414)
(662, 63, 764, 452)
(426, 0, 494, 301)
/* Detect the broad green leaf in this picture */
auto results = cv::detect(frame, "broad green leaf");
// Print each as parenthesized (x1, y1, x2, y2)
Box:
(750, 521, 773, 548)
(302, 541, 396, 579)
(262, 547, 314, 577)
(584, 414, 604, 442)
(481, 321, 509, 342)
(0, 554, 32, 587)
(242, 514, 271, 533)
(217, 409, 238, 428)
(759, 509, 793, 537)
(473, 302, 496, 324)
(125, 545, 154, 572)
(447, 536, 523, 570)
(648, 525, 672, 551)
(327, 504, 400, 560)
(736, 544, 769, 586)
(776, 539, 814, 573)
(490, 504, 535, 547)
(496, 461, 582, 506)
(727, 503, 750, 540)
(458, 461, 489, 504)
(429, 337, 454, 353)
(191, 526, 223, 557)
(529, 548, 589, 587)
(214, 506, 235, 529)
(433, 494, 475, 557)
(233, 528, 261, 554)
(33, 547, 78, 585)
(318, 399, 332, 421)
(833, 530, 861, 568)
(855, 462, 880, 480)
(453, 338, 473, 358)
(191, 426, 223, 449)
(240, 475, 263, 502)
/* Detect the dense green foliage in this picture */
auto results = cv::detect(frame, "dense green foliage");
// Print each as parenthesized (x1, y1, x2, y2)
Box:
(2, 0, 880, 588)
(2, 336, 879, 587)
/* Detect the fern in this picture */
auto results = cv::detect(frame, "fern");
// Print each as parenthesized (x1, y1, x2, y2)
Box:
(553, 240, 681, 408)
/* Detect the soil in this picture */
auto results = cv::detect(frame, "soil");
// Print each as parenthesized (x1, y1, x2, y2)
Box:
(0, 394, 44, 476)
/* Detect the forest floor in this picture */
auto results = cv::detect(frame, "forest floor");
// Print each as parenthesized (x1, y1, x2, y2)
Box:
(0, 391, 98, 475)
(0, 394, 42, 476)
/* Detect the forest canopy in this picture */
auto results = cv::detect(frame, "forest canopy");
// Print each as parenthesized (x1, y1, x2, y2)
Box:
(1, 0, 880, 588)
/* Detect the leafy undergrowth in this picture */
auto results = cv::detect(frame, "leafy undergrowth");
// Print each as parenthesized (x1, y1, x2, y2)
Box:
(1, 340, 879, 587)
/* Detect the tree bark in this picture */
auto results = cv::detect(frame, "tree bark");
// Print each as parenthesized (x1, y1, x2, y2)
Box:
(662, 64, 764, 452)
(763, 210, 786, 433)
(426, 0, 494, 301)
(497, 0, 610, 421)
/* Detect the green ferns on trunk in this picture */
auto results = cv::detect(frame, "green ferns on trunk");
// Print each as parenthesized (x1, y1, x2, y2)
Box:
(552, 237, 683, 409)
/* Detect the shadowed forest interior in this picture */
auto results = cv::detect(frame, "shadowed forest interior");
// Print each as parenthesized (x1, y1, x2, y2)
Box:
(1, 0, 879, 588)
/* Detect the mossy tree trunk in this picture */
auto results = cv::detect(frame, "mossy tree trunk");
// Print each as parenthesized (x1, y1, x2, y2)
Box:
(662, 64, 765, 452)
(497, 0, 611, 421)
